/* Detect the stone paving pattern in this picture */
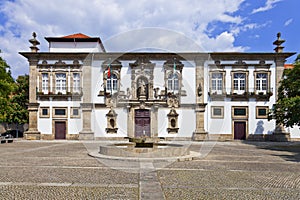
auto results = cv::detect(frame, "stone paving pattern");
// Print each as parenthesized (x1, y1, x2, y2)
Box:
(0, 140, 299, 199)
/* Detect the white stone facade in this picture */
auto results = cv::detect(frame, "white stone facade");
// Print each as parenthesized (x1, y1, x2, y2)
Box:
(20, 33, 299, 141)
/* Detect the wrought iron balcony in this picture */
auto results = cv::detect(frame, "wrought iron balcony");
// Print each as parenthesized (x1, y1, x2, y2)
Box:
(36, 87, 83, 97)
(208, 87, 274, 101)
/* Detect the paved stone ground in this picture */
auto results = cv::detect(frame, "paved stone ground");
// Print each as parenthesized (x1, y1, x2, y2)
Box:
(0, 140, 299, 199)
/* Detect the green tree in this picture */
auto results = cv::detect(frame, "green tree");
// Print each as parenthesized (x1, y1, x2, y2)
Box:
(0, 55, 14, 123)
(0, 52, 29, 136)
(269, 56, 300, 127)
(6, 75, 29, 125)
(296, 54, 300, 62)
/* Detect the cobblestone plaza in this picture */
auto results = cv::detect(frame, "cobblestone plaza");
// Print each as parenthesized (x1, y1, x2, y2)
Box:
(0, 140, 299, 199)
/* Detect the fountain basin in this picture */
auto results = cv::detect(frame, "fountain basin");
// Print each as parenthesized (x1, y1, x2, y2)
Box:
(99, 142, 190, 158)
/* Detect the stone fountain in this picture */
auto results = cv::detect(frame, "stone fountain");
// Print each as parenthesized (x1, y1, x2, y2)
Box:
(89, 136, 200, 162)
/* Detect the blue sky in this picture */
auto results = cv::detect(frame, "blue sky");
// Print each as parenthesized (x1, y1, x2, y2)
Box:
(0, 0, 299, 78)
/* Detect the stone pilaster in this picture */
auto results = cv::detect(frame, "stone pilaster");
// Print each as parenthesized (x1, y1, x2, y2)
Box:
(193, 58, 208, 140)
(127, 106, 134, 138)
(151, 104, 159, 137)
(193, 104, 208, 140)
(274, 57, 285, 100)
(195, 59, 205, 103)
(79, 56, 94, 140)
(79, 103, 94, 140)
(273, 56, 290, 140)
(24, 59, 40, 140)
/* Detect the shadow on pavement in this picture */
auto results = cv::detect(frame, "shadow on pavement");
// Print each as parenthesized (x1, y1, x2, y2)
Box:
(242, 141, 300, 163)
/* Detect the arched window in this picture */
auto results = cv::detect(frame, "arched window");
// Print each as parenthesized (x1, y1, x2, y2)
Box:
(168, 73, 179, 91)
(106, 74, 118, 92)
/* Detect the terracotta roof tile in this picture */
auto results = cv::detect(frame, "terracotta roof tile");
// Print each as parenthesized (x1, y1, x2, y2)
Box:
(62, 33, 91, 39)
(284, 64, 294, 69)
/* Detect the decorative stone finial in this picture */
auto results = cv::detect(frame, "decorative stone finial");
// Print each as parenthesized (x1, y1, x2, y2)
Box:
(277, 32, 281, 38)
(273, 32, 285, 53)
(29, 32, 40, 53)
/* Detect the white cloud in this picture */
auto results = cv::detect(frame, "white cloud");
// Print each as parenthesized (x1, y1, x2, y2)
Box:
(231, 21, 271, 36)
(104, 28, 204, 52)
(284, 18, 293, 26)
(252, 0, 282, 14)
(0, 0, 248, 78)
(200, 31, 247, 52)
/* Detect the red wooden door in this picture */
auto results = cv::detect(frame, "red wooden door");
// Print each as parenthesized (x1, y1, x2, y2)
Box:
(55, 121, 66, 139)
(234, 121, 246, 140)
(135, 109, 150, 137)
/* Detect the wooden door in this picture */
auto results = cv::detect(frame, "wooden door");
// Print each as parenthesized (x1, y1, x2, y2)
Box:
(55, 121, 66, 139)
(135, 109, 151, 137)
(234, 121, 246, 140)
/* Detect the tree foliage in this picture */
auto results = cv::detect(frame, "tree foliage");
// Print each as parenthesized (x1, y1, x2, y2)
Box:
(0, 56, 14, 122)
(6, 75, 29, 124)
(0, 54, 29, 126)
(269, 56, 300, 127)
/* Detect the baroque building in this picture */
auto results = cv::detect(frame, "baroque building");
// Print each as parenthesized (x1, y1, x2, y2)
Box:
(20, 32, 299, 141)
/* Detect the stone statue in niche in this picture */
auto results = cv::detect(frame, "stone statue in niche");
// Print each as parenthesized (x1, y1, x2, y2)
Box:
(154, 88, 159, 99)
(139, 79, 146, 96)
(167, 107, 179, 134)
(197, 83, 202, 97)
(137, 78, 147, 100)
(126, 88, 131, 99)
(110, 119, 115, 128)
(106, 107, 118, 134)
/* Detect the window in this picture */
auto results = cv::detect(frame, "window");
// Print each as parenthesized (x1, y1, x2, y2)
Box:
(211, 72, 223, 94)
(256, 106, 269, 119)
(42, 109, 48, 115)
(55, 109, 65, 115)
(234, 108, 246, 116)
(56, 73, 66, 94)
(42, 73, 49, 94)
(53, 107, 67, 118)
(256, 73, 268, 94)
(233, 73, 246, 94)
(71, 107, 80, 118)
(232, 106, 248, 119)
(211, 106, 224, 118)
(73, 73, 81, 93)
(40, 107, 50, 118)
(168, 73, 179, 91)
(106, 74, 118, 92)
(73, 109, 78, 116)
